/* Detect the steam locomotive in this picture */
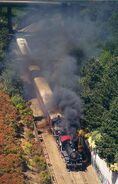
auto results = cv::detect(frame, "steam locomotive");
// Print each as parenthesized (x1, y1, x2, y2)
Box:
(51, 115, 87, 171)
(33, 77, 87, 171)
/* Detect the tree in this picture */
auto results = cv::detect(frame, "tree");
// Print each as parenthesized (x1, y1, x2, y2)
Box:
(81, 51, 118, 165)
(0, 69, 23, 96)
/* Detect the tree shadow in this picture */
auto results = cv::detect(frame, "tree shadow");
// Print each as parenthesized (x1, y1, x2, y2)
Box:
(112, 172, 118, 184)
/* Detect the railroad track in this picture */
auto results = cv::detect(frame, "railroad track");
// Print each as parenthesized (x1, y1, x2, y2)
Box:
(50, 134, 90, 184)
(80, 171, 89, 184)
(17, 31, 99, 184)
(69, 172, 79, 184)
(39, 134, 58, 184)
(69, 171, 89, 184)
(34, 123, 58, 184)
(53, 135, 89, 184)
(34, 127, 92, 184)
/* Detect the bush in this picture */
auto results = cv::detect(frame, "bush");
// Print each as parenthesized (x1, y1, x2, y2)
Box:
(11, 95, 25, 110)
(30, 142, 42, 157)
(30, 155, 46, 172)
(25, 129, 34, 140)
(12, 95, 33, 128)
(0, 69, 23, 96)
(23, 141, 32, 155)
(39, 171, 51, 184)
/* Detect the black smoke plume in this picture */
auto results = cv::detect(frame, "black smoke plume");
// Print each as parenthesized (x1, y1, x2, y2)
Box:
(7, 2, 116, 133)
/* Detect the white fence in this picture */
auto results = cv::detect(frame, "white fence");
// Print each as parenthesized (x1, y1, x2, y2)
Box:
(91, 151, 118, 184)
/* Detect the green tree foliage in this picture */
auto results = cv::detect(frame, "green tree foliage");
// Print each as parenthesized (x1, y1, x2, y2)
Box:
(0, 69, 23, 96)
(12, 94, 26, 109)
(81, 51, 118, 164)
(105, 12, 118, 56)
(0, 8, 9, 73)
(11, 94, 33, 128)
(23, 141, 32, 155)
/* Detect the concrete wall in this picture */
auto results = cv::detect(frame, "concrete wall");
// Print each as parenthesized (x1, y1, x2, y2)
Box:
(91, 151, 118, 184)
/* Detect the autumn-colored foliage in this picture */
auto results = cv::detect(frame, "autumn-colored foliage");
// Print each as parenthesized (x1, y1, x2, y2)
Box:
(0, 91, 24, 184)
(0, 173, 24, 184)
(0, 91, 17, 122)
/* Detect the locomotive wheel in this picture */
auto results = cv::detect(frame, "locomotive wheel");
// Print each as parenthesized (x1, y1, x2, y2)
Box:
(79, 167, 82, 171)
(66, 165, 70, 170)
(80, 165, 84, 171)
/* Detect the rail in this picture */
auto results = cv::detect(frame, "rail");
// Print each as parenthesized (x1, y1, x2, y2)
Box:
(34, 123, 58, 184)
(80, 171, 89, 184)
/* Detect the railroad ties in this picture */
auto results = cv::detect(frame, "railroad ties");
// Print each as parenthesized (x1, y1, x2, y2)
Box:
(38, 133, 58, 184)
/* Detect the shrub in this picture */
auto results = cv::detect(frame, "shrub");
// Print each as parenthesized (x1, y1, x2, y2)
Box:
(23, 141, 32, 155)
(30, 155, 46, 172)
(11, 95, 25, 110)
(39, 171, 51, 184)
(0, 69, 23, 95)
(25, 129, 34, 140)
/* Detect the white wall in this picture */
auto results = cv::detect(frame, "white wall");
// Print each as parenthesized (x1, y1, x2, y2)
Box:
(91, 151, 118, 184)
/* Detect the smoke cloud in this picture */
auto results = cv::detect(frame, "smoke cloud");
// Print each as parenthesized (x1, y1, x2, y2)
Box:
(7, 3, 114, 133)
(49, 87, 82, 131)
